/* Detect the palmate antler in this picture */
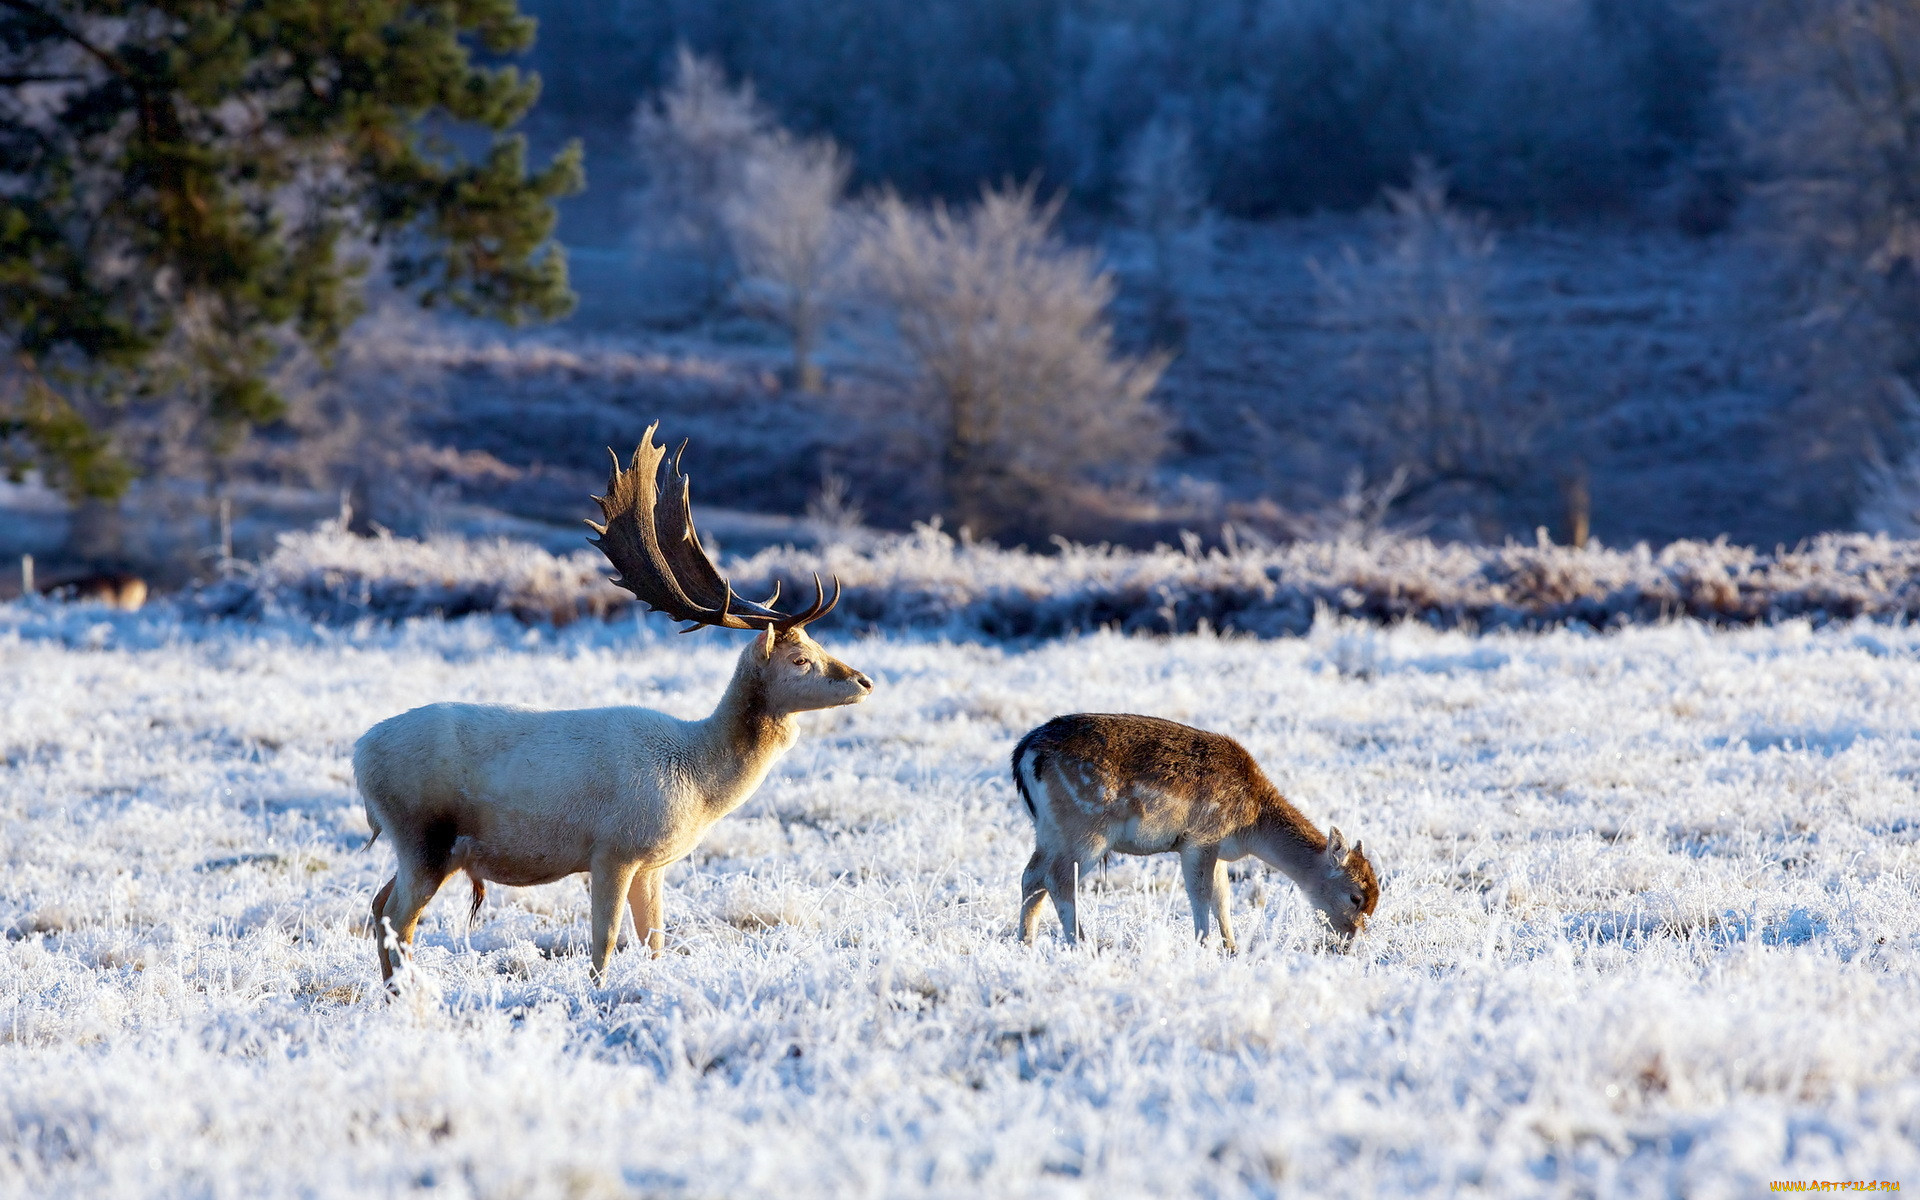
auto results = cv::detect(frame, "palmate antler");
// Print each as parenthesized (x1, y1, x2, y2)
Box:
(587, 422, 840, 631)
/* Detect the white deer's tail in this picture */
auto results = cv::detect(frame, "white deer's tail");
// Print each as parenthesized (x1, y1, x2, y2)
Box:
(351, 731, 385, 852)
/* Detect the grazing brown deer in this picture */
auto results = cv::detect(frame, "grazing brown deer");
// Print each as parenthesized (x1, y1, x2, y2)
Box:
(1011, 714, 1379, 950)
(354, 424, 873, 988)
(53, 572, 148, 611)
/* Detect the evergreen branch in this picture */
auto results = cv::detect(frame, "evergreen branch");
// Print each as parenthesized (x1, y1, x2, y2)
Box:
(0, 0, 132, 83)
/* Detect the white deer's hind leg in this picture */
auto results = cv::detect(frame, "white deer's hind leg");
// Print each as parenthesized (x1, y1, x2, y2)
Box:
(1180, 846, 1222, 946)
(370, 876, 397, 980)
(588, 860, 642, 986)
(627, 867, 666, 957)
(381, 862, 452, 988)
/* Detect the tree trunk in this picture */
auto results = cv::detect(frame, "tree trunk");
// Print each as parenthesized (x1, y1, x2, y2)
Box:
(347, 473, 379, 537)
(1561, 464, 1591, 550)
(790, 295, 823, 393)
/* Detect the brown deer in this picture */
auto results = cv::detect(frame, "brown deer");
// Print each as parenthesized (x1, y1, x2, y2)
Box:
(354, 424, 873, 988)
(1011, 714, 1379, 950)
(51, 571, 148, 611)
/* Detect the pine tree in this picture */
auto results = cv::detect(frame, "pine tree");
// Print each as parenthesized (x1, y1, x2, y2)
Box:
(0, 0, 583, 504)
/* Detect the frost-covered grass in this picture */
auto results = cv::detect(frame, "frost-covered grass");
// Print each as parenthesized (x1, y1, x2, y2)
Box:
(3, 603, 1919, 1197)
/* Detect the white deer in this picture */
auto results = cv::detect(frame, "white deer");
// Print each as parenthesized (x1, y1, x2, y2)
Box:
(354, 424, 873, 987)
(1011, 713, 1379, 949)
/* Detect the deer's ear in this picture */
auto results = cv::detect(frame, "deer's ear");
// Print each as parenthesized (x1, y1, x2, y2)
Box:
(756, 624, 776, 659)
(1326, 827, 1349, 860)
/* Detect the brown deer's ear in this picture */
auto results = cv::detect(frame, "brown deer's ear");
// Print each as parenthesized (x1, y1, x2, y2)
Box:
(1326, 826, 1349, 860)
(756, 624, 776, 659)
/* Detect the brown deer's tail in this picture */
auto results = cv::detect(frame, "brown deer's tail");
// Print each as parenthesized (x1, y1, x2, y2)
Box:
(1010, 727, 1048, 821)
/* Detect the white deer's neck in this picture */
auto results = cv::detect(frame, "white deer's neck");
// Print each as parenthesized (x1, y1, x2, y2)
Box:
(687, 651, 799, 817)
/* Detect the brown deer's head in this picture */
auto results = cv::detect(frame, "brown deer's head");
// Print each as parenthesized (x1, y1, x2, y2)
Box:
(1308, 826, 1379, 940)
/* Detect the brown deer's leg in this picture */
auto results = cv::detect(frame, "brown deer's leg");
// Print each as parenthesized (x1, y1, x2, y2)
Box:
(1179, 845, 1221, 945)
(588, 860, 641, 986)
(1211, 859, 1237, 953)
(1043, 855, 1081, 945)
(1019, 851, 1050, 943)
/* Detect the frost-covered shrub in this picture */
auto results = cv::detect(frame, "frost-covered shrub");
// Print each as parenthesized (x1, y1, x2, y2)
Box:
(1117, 113, 1212, 347)
(180, 521, 1920, 638)
(856, 184, 1169, 541)
(1315, 164, 1539, 537)
(185, 524, 627, 625)
(724, 133, 853, 392)
(729, 525, 1920, 638)
(630, 49, 857, 382)
(630, 48, 772, 312)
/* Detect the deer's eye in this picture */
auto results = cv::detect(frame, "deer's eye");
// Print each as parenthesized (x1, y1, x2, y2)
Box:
(790, 655, 810, 669)
(1349, 894, 1363, 907)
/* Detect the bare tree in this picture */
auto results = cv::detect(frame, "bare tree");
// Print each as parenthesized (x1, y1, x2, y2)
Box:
(246, 303, 449, 536)
(725, 135, 853, 392)
(857, 183, 1170, 540)
(1118, 113, 1212, 348)
(1, 294, 444, 575)
(631, 48, 771, 312)
(1315, 161, 1531, 534)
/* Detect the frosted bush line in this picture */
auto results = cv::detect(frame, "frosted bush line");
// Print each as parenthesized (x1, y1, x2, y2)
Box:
(185, 525, 629, 626)
(184, 521, 1920, 637)
(1, 608, 1917, 1194)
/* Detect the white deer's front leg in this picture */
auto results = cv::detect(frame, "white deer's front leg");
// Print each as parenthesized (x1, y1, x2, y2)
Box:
(1180, 845, 1222, 946)
(588, 859, 642, 985)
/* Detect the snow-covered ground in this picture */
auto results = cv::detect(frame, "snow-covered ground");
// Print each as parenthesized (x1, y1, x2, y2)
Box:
(3, 604, 1917, 1197)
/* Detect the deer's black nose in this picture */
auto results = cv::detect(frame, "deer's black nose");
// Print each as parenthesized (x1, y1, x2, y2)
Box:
(852, 672, 873, 691)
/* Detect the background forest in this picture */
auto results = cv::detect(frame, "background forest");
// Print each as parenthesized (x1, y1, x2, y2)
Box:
(8, 0, 1920, 581)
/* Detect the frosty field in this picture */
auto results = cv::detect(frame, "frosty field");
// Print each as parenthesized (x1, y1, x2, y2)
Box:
(2, 605, 1918, 1198)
